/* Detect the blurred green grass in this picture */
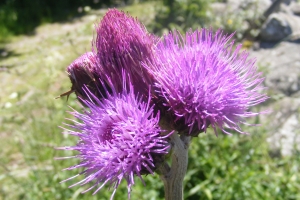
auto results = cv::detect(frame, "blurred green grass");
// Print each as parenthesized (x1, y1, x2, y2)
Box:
(0, 2, 300, 200)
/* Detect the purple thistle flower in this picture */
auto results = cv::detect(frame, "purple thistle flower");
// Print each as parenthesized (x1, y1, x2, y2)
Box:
(146, 29, 268, 135)
(66, 52, 111, 101)
(57, 79, 172, 199)
(93, 9, 157, 96)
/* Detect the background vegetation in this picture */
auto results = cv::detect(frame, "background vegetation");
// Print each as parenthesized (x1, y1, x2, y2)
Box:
(1, 1, 300, 200)
(0, 0, 117, 39)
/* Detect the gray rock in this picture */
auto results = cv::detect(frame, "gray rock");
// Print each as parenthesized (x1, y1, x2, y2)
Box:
(260, 12, 300, 41)
(265, 97, 300, 156)
(265, 62, 300, 96)
(260, 12, 300, 42)
(279, 2, 294, 14)
(264, 0, 284, 18)
(278, 0, 292, 5)
(249, 41, 300, 156)
(290, 1, 300, 16)
(251, 42, 300, 96)
(227, 0, 272, 13)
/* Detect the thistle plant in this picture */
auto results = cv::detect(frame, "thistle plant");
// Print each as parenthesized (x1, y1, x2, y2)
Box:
(57, 9, 267, 200)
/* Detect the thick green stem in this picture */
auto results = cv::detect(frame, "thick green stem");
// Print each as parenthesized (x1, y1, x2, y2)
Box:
(159, 133, 191, 200)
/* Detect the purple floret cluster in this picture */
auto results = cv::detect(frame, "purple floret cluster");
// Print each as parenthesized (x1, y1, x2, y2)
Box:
(146, 29, 267, 135)
(58, 82, 171, 199)
(57, 8, 267, 199)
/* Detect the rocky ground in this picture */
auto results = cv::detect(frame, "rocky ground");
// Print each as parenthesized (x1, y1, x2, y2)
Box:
(252, 41, 300, 156)
(211, 0, 300, 156)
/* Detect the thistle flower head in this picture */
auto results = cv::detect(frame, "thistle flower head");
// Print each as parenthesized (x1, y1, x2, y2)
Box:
(66, 52, 111, 101)
(93, 9, 157, 95)
(57, 79, 171, 199)
(146, 29, 268, 135)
